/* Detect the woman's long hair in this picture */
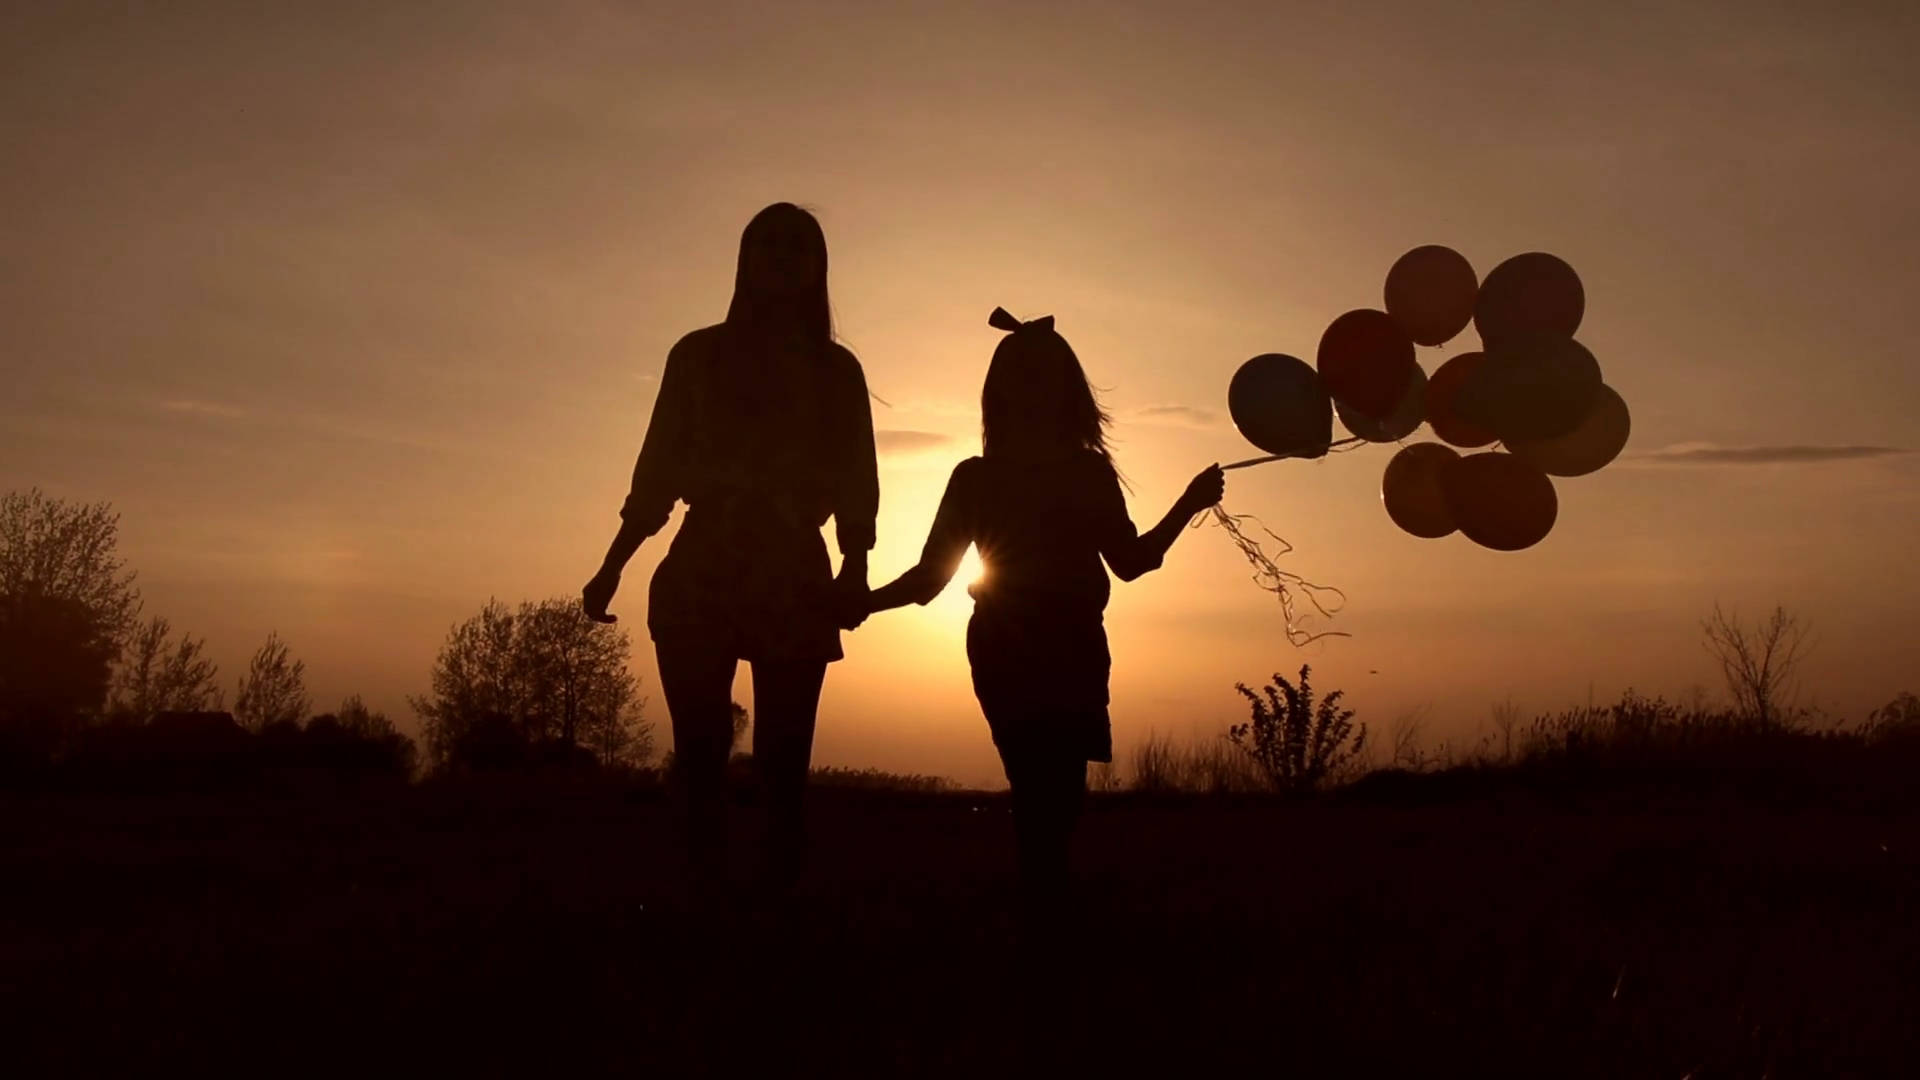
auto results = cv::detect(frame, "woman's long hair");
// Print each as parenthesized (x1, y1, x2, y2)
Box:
(725, 202, 833, 345)
(980, 321, 1118, 477)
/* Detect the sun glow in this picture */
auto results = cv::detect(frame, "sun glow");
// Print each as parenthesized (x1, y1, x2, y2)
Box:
(928, 547, 986, 628)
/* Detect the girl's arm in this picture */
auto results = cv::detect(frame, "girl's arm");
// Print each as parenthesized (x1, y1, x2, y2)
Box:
(866, 460, 977, 615)
(1100, 464, 1225, 582)
(868, 563, 948, 614)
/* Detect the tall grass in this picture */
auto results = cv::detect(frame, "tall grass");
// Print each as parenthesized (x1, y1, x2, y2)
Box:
(1128, 730, 1264, 795)
(1116, 688, 1920, 797)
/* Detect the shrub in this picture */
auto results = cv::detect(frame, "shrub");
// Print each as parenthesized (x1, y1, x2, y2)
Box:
(1227, 665, 1367, 793)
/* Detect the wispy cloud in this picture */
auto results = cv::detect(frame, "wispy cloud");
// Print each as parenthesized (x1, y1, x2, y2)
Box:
(159, 399, 251, 419)
(875, 429, 956, 455)
(1132, 404, 1220, 428)
(1633, 442, 1912, 466)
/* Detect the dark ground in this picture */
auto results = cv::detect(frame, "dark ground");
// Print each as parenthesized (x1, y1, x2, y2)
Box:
(5, 772, 1918, 1076)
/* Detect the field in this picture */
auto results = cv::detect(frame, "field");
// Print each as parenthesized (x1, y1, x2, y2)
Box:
(6, 763, 1918, 1077)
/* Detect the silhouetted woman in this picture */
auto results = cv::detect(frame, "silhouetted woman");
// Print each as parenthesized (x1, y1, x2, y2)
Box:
(865, 307, 1223, 902)
(583, 203, 877, 892)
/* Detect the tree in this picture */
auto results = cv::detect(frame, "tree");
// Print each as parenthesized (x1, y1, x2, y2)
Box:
(1701, 604, 1810, 727)
(233, 632, 310, 733)
(335, 693, 397, 739)
(1228, 664, 1368, 792)
(0, 489, 142, 749)
(412, 597, 653, 771)
(731, 701, 750, 755)
(311, 694, 420, 779)
(112, 616, 222, 719)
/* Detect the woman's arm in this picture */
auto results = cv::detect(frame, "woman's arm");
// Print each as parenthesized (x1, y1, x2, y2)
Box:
(828, 347, 880, 626)
(1099, 464, 1225, 583)
(583, 338, 697, 623)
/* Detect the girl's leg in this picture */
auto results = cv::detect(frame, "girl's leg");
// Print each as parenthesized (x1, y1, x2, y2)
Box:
(655, 641, 739, 896)
(1003, 740, 1088, 899)
(750, 657, 828, 889)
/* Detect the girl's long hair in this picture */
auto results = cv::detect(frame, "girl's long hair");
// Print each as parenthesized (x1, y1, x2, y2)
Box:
(725, 202, 833, 345)
(980, 324, 1118, 477)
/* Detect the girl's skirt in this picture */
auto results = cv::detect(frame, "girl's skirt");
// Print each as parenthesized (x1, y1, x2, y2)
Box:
(966, 602, 1112, 764)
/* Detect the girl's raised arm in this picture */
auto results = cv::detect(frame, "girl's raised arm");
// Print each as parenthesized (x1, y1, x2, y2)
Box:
(868, 460, 978, 613)
(1097, 463, 1225, 582)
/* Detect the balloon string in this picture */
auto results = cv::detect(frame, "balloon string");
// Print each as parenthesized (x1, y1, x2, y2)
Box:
(1222, 436, 1366, 470)
(1194, 504, 1350, 647)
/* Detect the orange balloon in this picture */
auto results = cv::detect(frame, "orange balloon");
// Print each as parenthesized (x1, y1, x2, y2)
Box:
(1441, 452, 1558, 551)
(1385, 246, 1478, 347)
(1338, 364, 1427, 443)
(1425, 352, 1497, 448)
(1473, 252, 1584, 346)
(1317, 309, 1416, 420)
(1381, 442, 1459, 538)
(1506, 384, 1631, 477)
(1462, 337, 1603, 442)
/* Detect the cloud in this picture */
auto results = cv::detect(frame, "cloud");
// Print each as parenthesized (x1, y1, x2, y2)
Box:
(159, 399, 251, 419)
(1132, 404, 1221, 428)
(1633, 443, 1912, 466)
(874, 429, 956, 455)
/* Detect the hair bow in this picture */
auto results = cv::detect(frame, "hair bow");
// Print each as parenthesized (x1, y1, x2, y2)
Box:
(988, 306, 1055, 334)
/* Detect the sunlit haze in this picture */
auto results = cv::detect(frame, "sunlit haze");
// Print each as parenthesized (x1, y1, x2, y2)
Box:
(5, 1, 1916, 785)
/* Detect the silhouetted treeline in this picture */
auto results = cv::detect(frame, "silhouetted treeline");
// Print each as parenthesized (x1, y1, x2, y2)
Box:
(1, 489, 669, 791)
(37, 710, 412, 793)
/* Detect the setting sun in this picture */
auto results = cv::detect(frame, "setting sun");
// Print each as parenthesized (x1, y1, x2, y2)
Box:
(928, 547, 986, 627)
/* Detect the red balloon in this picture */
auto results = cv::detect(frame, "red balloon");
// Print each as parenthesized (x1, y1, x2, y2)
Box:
(1441, 452, 1558, 551)
(1337, 364, 1427, 443)
(1228, 354, 1333, 458)
(1473, 252, 1584, 346)
(1381, 442, 1459, 538)
(1385, 246, 1478, 347)
(1425, 352, 1497, 449)
(1317, 309, 1416, 420)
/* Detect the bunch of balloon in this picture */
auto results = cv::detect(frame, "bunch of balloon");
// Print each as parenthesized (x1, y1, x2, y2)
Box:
(1368, 247, 1633, 551)
(1215, 245, 1632, 640)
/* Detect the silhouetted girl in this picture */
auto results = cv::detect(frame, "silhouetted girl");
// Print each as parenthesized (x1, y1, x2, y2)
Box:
(584, 203, 877, 893)
(866, 307, 1223, 899)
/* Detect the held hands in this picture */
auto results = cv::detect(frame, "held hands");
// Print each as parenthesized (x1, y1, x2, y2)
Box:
(582, 568, 621, 624)
(1178, 463, 1227, 516)
(832, 553, 871, 631)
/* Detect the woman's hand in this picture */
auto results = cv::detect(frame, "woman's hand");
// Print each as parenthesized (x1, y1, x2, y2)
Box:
(1178, 463, 1226, 515)
(582, 568, 621, 624)
(833, 552, 870, 631)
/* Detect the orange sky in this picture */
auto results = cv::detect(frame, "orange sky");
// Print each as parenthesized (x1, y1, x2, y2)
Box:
(5, 1, 1917, 785)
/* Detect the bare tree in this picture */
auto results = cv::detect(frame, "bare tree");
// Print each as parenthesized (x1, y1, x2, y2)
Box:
(112, 616, 222, 718)
(1488, 697, 1522, 764)
(1701, 603, 1810, 727)
(233, 632, 310, 732)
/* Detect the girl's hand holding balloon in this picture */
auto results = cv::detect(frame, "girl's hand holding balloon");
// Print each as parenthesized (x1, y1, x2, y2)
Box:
(1178, 463, 1226, 517)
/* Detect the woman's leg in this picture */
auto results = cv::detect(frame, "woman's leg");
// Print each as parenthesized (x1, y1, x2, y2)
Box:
(655, 641, 739, 895)
(1002, 738, 1088, 900)
(750, 658, 828, 889)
